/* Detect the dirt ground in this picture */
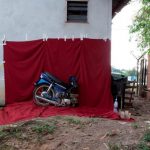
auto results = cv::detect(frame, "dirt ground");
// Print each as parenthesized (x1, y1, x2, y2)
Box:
(0, 97, 150, 150)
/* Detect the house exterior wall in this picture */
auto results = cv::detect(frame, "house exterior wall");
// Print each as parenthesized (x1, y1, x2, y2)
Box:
(0, 0, 112, 105)
(0, 0, 112, 40)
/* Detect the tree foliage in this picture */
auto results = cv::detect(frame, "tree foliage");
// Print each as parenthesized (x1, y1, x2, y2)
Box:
(126, 68, 137, 76)
(129, 0, 150, 52)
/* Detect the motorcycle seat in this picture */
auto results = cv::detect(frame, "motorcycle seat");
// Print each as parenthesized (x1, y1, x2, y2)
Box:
(45, 72, 69, 88)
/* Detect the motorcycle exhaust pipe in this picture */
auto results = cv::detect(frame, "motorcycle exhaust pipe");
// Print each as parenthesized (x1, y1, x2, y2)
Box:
(35, 95, 58, 105)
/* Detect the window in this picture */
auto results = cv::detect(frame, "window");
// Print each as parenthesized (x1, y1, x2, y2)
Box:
(67, 1, 88, 23)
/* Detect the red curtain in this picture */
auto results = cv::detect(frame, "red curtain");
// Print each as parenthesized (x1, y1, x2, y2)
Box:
(1, 39, 117, 125)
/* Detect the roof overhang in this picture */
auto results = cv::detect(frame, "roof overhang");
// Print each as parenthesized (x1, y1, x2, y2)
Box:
(112, 0, 131, 18)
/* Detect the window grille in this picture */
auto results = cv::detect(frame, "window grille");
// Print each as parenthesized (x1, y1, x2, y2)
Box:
(67, 1, 88, 22)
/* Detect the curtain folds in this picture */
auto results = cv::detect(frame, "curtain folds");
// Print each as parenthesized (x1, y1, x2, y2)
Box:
(0, 39, 116, 125)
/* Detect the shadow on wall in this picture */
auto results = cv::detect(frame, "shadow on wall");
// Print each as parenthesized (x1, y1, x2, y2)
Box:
(0, 64, 5, 106)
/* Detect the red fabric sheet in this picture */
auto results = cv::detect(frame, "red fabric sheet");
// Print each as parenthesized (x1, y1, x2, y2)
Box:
(1, 38, 121, 125)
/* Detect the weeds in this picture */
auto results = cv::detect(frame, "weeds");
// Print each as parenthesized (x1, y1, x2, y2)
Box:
(21, 120, 37, 126)
(0, 127, 22, 141)
(8, 128, 22, 138)
(0, 119, 58, 141)
(143, 130, 150, 142)
(54, 116, 62, 120)
(0, 144, 16, 150)
(65, 117, 82, 125)
(137, 130, 150, 150)
(89, 118, 99, 123)
(0, 130, 8, 139)
(132, 123, 139, 129)
(32, 124, 57, 134)
(137, 142, 150, 150)
(108, 143, 120, 150)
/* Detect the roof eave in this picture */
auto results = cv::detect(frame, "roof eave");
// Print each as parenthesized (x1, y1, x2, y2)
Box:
(112, 0, 131, 18)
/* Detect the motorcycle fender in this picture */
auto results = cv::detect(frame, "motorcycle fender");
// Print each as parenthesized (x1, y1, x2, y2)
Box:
(35, 79, 50, 86)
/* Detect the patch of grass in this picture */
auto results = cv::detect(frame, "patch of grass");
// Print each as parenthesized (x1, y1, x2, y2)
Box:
(8, 128, 22, 138)
(137, 142, 150, 150)
(136, 130, 150, 150)
(0, 130, 8, 139)
(51, 119, 58, 125)
(108, 143, 120, 150)
(132, 123, 139, 129)
(54, 116, 62, 120)
(143, 130, 150, 142)
(123, 145, 137, 150)
(65, 117, 82, 125)
(0, 144, 17, 150)
(21, 120, 37, 126)
(0, 127, 23, 140)
(89, 118, 99, 123)
(32, 124, 57, 134)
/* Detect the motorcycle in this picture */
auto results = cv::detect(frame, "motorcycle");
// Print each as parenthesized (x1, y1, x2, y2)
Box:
(33, 72, 79, 107)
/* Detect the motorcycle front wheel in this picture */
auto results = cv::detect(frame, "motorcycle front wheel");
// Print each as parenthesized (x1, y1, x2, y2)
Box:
(33, 84, 55, 106)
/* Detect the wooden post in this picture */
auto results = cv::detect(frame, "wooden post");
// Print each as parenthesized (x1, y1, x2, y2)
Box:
(147, 55, 150, 100)
(136, 60, 139, 96)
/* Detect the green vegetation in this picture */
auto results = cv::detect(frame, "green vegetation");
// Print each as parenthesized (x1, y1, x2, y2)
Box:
(32, 119, 57, 134)
(65, 117, 82, 125)
(0, 130, 8, 139)
(126, 68, 137, 77)
(0, 144, 16, 150)
(32, 124, 57, 134)
(137, 130, 150, 150)
(132, 123, 139, 129)
(54, 116, 62, 120)
(0, 119, 58, 141)
(89, 118, 99, 123)
(108, 130, 150, 150)
(0, 127, 22, 140)
(129, 0, 150, 52)
(143, 130, 150, 142)
(137, 142, 150, 150)
(108, 143, 120, 150)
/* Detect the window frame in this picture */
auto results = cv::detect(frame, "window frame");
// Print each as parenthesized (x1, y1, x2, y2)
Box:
(66, 0, 89, 23)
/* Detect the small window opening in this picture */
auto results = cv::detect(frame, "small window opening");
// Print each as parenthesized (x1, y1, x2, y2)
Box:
(67, 1, 88, 23)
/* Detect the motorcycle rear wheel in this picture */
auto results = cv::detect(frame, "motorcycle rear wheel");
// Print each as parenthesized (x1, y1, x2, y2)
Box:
(33, 84, 54, 106)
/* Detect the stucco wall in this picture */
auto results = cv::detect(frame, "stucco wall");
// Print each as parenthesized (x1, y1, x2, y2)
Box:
(0, 0, 112, 105)
(0, 0, 112, 40)
(0, 61, 4, 105)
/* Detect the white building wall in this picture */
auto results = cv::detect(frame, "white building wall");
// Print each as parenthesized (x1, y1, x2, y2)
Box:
(0, 0, 112, 105)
